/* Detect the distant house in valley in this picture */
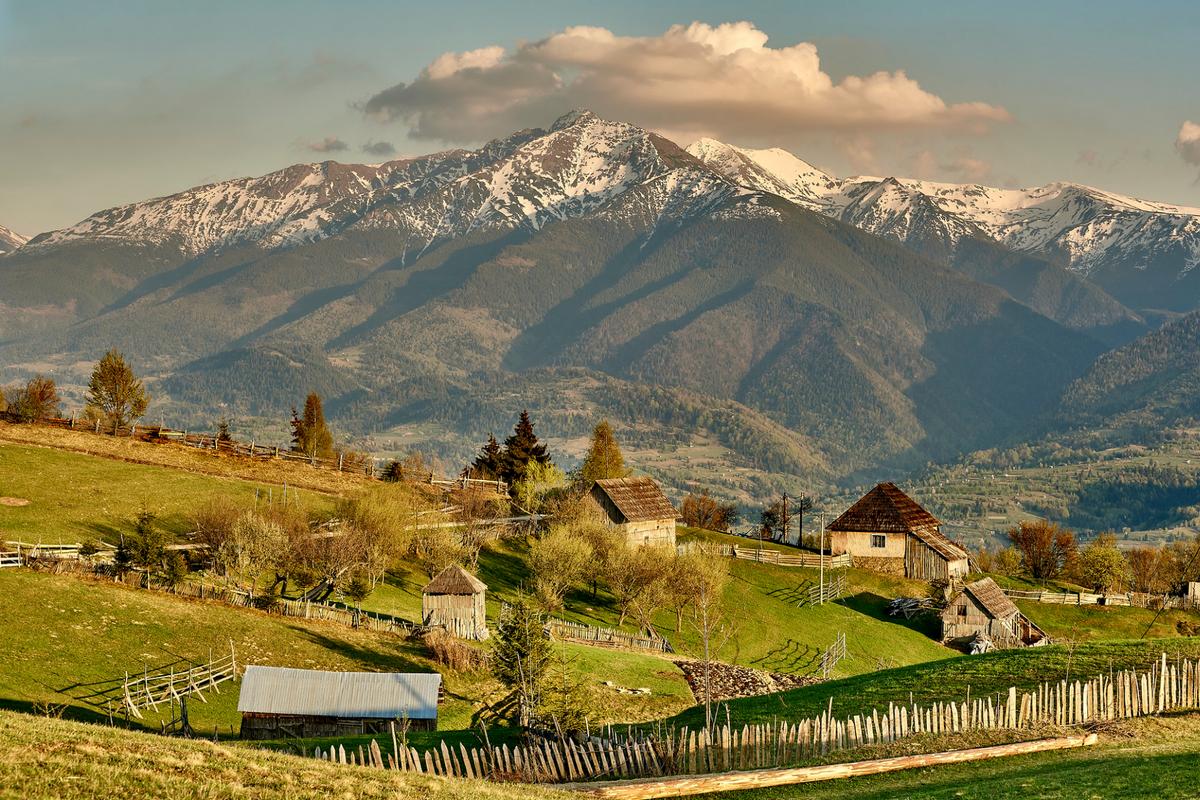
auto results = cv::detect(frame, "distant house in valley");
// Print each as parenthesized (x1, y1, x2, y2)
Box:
(237, 666, 441, 739)
(940, 577, 1048, 648)
(588, 477, 679, 547)
(827, 482, 969, 581)
(421, 564, 489, 641)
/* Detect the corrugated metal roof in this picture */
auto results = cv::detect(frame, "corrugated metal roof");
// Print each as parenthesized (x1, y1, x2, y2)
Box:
(592, 477, 679, 523)
(237, 666, 440, 719)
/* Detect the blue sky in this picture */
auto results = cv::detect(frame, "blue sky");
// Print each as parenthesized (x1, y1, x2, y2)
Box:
(2, 0, 1198, 235)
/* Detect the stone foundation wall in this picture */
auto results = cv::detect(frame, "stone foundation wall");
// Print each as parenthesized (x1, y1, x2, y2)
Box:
(853, 556, 905, 576)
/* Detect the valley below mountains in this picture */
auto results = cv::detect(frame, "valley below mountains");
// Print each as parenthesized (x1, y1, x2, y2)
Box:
(3, 110, 1200, 501)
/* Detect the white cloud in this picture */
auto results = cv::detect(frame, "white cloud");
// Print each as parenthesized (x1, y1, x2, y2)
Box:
(1177, 120, 1200, 166)
(363, 21, 1011, 144)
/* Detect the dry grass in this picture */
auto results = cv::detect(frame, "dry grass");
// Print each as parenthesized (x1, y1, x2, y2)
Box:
(0, 421, 375, 496)
(0, 711, 571, 800)
(423, 629, 491, 672)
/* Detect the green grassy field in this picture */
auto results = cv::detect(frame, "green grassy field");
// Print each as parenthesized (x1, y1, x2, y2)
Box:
(0, 569, 692, 748)
(0, 710, 568, 800)
(667, 637, 1200, 728)
(0, 440, 335, 543)
(711, 715, 1200, 800)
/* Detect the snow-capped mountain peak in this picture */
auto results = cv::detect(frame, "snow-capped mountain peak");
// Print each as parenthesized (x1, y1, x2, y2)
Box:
(0, 225, 28, 255)
(689, 138, 1200, 279)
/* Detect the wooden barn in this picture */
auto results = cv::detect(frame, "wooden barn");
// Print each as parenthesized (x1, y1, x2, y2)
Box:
(237, 666, 441, 739)
(941, 577, 1048, 648)
(588, 477, 679, 547)
(827, 482, 969, 581)
(421, 565, 488, 640)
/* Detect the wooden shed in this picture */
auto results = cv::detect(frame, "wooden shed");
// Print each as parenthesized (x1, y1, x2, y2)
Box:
(421, 565, 489, 640)
(941, 577, 1048, 648)
(588, 477, 679, 547)
(238, 666, 441, 739)
(827, 482, 969, 581)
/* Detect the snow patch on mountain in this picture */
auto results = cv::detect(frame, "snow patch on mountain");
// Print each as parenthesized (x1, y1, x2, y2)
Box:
(0, 225, 28, 255)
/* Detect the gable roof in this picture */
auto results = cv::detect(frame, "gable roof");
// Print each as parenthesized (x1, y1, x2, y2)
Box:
(909, 526, 970, 562)
(422, 564, 487, 596)
(237, 666, 441, 719)
(828, 482, 942, 534)
(961, 577, 1019, 620)
(592, 477, 679, 523)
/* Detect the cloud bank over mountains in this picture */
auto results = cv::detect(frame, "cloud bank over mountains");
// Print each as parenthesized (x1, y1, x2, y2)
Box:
(362, 21, 1011, 146)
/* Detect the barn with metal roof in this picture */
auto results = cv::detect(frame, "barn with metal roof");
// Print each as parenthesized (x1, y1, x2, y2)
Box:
(588, 476, 679, 547)
(237, 666, 441, 739)
(827, 482, 969, 581)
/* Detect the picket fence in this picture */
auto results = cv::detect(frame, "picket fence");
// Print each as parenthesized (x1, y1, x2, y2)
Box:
(314, 652, 1200, 783)
(548, 619, 674, 654)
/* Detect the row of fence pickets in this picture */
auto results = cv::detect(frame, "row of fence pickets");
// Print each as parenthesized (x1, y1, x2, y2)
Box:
(316, 653, 1200, 783)
(1, 413, 506, 492)
(547, 618, 673, 654)
(1002, 587, 1200, 609)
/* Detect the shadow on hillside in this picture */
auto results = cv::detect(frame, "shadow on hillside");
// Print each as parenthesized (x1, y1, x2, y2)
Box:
(750, 638, 820, 675)
(840, 591, 940, 640)
(288, 627, 425, 672)
(477, 546, 531, 594)
(0, 696, 112, 727)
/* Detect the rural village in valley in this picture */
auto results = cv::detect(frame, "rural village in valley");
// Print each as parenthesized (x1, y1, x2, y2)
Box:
(3, 4, 1200, 799)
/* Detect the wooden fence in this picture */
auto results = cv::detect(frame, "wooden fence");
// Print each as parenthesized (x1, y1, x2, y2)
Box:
(1003, 588, 1199, 610)
(313, 651, 1200, 783)
(694, 544, 852, 570)
(1, 413, 506, 493)
(817, 632, 847, 680)
(547, 619, 674, 654)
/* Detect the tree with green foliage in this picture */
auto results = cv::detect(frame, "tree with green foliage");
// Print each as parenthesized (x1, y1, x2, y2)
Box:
(216, 418, 233, 442)
(512, 459, 566, 514)
(491, 595, 552, 728)
(470, 433, 505, 480)
(8, 375, 60, 423)
(577, 419, 627, 484)
(84, 349, 149, 432)
(343, 574, 372, 608)
(1076, 533, 1132, 592)
(501, 410, 549, 484)
(290, 392, 334, 459)
(529, 523, 593, 611)
(127, 509, 168, 570)
(162, 553, 189, 589)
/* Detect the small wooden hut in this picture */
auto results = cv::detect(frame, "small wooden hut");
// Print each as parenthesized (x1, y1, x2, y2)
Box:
(940, 577, 1047, 648)
(238, 666, 441, 739)
(827, 482, 969, 581)
(421, 565, 488, 640)
(587, 476, 679, 547)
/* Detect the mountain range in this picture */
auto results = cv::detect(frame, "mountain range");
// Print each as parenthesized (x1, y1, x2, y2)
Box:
(2, 110, 1198, 495)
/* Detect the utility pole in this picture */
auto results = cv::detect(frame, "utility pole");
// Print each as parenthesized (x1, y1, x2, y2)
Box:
(818, 512, 825, 604)
(780, 494, 791, 545)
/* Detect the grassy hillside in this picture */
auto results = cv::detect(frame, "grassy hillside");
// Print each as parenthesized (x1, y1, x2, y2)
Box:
(668, 638, 1200, 728)
(0, 570, 692, 744)
(0, 436, 337, 543)
(712, 715, 1200, 800)
(0, 710, 568, 800)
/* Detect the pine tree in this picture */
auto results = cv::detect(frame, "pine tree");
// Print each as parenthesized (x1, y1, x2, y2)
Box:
(470, 433, 505, 479)
(491, 595, 552, 728)
(216, 417, 232, 442)
(578, 419, 627, 484)
(84, 349, 149, 432)
(290, 392, 334, 459)
(501, 410, 549, 484)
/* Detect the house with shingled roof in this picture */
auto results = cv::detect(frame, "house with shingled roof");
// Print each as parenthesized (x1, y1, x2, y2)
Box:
(940, 577, 1048, 648)
(827, 482, 969, 581)
(588, 476, 679, 547)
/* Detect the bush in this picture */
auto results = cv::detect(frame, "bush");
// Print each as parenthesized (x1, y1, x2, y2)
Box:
(423, 629, 489, 672)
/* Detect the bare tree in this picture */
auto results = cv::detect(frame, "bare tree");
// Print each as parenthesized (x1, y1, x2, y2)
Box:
(1008, 520, 1077, 580)
(529, 524, 594, 611)
(681, 543, 732, 729)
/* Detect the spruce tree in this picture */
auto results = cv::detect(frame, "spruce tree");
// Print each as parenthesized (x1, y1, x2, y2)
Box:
(578, 419, 627, 484)
(290, 392, 335, 459)
(470, 433, 505, 479)
(501, 410, 549, 484)
(491, 595, 552, 728)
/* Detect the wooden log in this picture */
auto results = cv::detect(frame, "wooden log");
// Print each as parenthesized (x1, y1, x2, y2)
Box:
(564, 735, 1100, 799)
